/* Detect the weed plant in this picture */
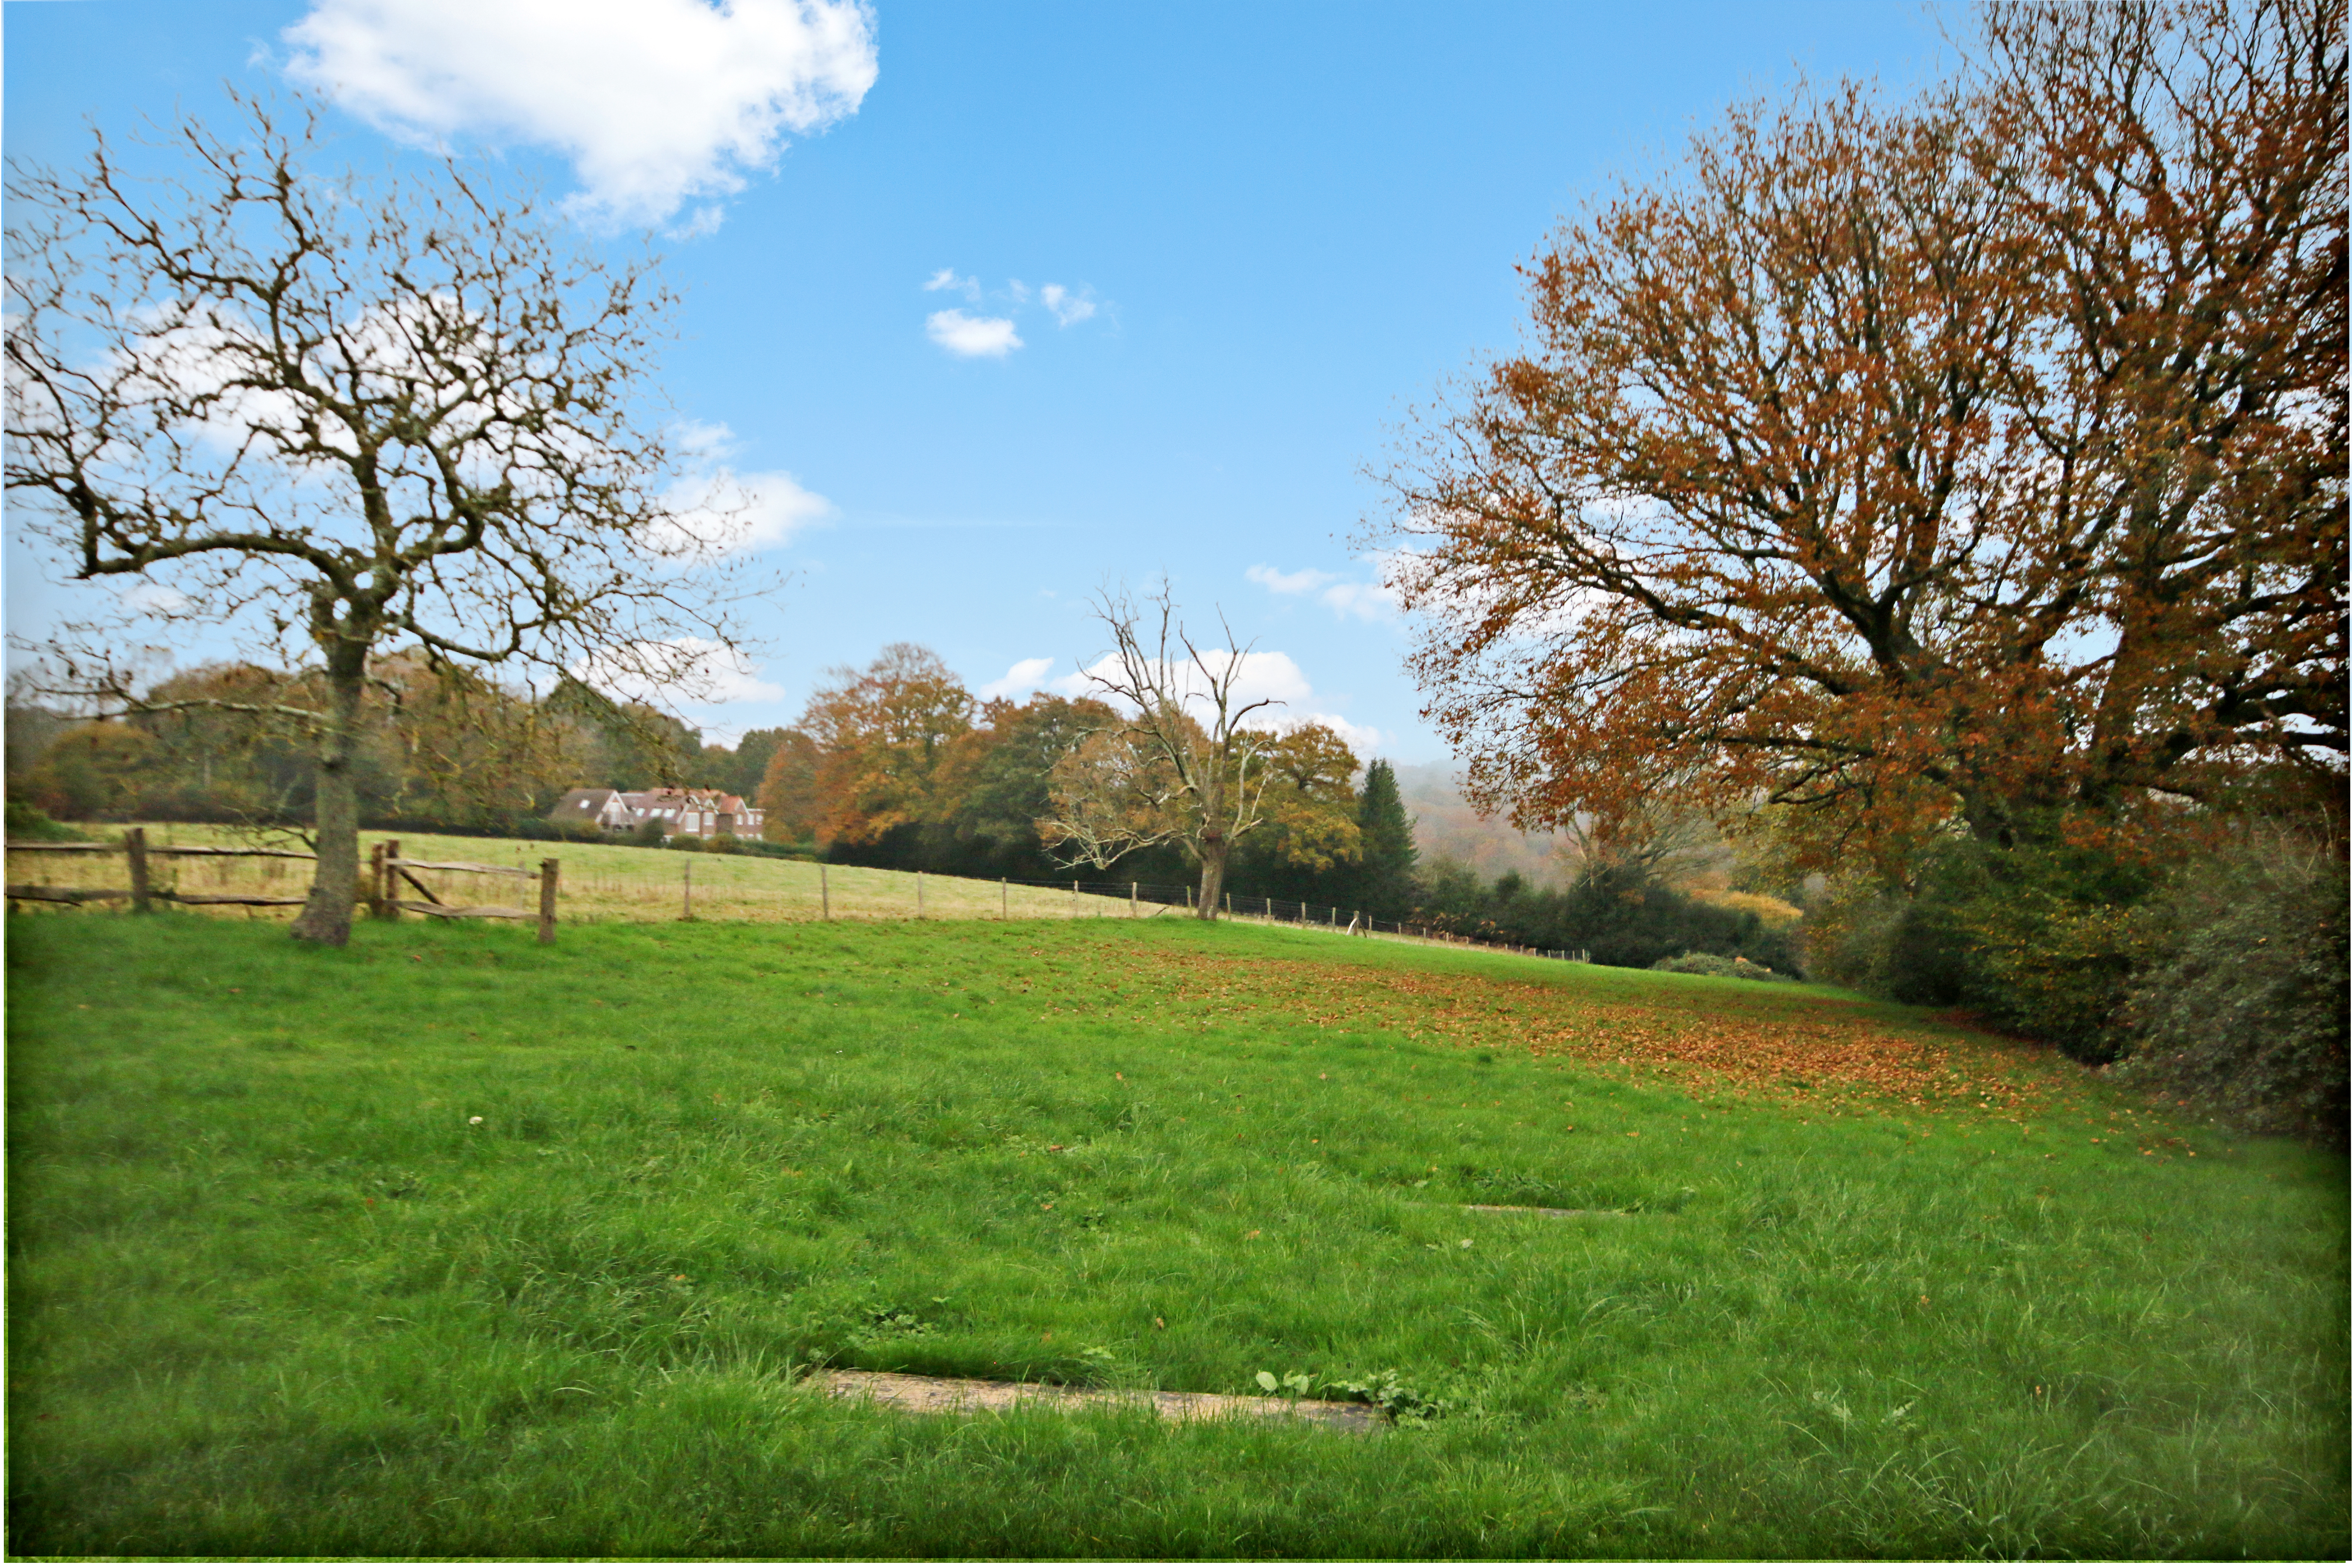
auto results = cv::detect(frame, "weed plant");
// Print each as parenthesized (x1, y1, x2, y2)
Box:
(7, 915, 2344, 1559)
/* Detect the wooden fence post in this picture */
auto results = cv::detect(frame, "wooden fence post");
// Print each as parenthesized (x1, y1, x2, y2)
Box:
(383, 840, 402, 921)
(368, 843, 386, 918)
(916, 870, 924, 919)
(538, 859, 558, 944)
(1071, 879, 1078, 919)
(682, 861, 692, 920)
(1001, 877, 1007, 920)
(125, 826, 151, 914)
(1131, 881, 1138, 918)
(820, 863, 830, 920)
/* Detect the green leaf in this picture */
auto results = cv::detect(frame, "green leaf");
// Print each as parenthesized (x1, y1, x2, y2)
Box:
(1255, 1370, 1279, 1392)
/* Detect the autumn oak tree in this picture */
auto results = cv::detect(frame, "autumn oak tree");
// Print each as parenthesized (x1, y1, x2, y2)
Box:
(1378, 0, 2345, 874)
(5, 96, 751, 942)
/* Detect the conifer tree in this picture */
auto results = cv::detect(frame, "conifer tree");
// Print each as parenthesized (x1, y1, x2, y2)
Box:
(1354, 760, 1420, 918)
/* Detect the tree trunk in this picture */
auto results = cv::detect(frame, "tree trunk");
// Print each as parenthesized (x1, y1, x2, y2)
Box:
(290, 660, 365, 946)
(1195, 835, 1229, 921)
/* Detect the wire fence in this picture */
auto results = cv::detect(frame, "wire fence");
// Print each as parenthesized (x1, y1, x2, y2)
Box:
(7, 826, 1591, 965)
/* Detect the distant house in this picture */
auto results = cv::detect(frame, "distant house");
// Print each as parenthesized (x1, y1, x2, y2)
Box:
(547, 785, 762, 838)
(549, 787, 635, 831)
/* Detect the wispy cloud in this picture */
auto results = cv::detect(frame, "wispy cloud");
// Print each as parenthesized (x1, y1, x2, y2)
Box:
(283, 0, 878, 232)
(1039, 283, 1097, 327)
(920, 270, 1103, 355)
(926, 309, 1023, 359)
(1246, 564, 1338, 596)
(1247, 556, 1402, 622)
(655, 466, 832, 556)
(573, 636, 784, 708)
(923, 267, 982, 301)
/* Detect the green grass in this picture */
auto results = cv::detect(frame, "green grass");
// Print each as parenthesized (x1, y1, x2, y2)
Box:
(37, 823, 1176, 923)
(8, 913, 2345, 1559)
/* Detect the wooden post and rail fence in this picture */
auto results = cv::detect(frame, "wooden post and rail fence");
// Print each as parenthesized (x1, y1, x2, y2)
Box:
(7, 829, 558, 942)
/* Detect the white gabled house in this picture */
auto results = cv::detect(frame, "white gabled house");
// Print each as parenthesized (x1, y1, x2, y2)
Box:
(548, 785, 763, 838)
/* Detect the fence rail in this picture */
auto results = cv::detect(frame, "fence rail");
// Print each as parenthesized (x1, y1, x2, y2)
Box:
(9, 829, 1588, 966)
(7, 831, 559, 941)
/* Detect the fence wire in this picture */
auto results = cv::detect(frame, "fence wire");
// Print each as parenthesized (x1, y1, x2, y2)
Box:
(7, 831, 1591, 965)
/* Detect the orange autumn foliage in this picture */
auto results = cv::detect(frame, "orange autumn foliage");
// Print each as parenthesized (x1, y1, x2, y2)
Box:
(1377, 0, 2345, 875)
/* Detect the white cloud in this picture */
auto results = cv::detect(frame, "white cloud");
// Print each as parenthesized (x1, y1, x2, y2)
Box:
(1246, 563, 1338, 596)
(655, 466, 832, 555)
(1247, 556, 1402, 622)
(1052, 647, 1390, 758)
(1318, 579, 1400, 621)
(1291, 711, 1386, 757)
(573, 636, 784, 707)
(923, 267, 981, 300)
(283, 0, 879, 231)
(670, 418, 737, 457)
(977, 656, 1056, 703)
(107, 579, 191, 616)
(926, 309, 1023, 359)
(1039, 283, 1097, 327)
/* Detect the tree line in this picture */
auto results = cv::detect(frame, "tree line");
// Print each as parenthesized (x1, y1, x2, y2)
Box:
(6, 633, 1801, 972)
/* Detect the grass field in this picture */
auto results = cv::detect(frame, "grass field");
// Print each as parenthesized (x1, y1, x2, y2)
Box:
(10, 824, 1191, 925)
(7, 912, 2345, 1559)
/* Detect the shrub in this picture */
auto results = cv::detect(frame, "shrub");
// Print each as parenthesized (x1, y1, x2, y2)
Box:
(1807, 834, 2151, 1060)
(669, 833, 703, 852)
(1650, 950, 1796, 983)
(627, 818, 665, 848)
(2116, 834, 2348, 1148)
(707, 832, 741, 855)
(4, 799, 87, 843)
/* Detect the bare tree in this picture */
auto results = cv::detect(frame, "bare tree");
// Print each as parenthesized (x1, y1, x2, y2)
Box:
(1040, 587, 1278, 919)
(5, 94, 756, 944)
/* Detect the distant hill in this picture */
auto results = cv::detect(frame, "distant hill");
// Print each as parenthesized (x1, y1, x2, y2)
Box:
(1388, 761, 1576, 889)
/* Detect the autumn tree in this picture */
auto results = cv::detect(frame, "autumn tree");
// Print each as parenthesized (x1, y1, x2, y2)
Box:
(1247, 725, 1364, 873)
(1378, 0, 2345, 876)
(4, 95, 751, 943)
(796, 644, 974, 846)
(937, 693, 1120, 862)
(757, 729, 823, 844)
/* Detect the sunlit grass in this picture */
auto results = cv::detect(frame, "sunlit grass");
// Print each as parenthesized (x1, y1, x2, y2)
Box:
(12, 823, 1179, 924)
(8, 913, 2343, 1559)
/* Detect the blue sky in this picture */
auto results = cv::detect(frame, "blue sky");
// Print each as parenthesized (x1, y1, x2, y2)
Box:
(4, 0, 1951, 761)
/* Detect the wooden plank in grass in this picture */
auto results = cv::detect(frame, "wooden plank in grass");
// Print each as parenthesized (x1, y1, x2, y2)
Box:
(812, 1369, 1384, 1431)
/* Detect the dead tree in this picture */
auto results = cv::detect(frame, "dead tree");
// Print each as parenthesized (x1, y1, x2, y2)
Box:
(1041, 585, 1278, 919)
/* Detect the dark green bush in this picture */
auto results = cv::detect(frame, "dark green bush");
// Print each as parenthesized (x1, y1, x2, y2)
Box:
(669, 833, 703, 852)
(627, 818, 665, 848)
(1809, 834, 2151, 1060)
(4, 800, 87, 843)
(1650, 951, 1796, 983)
(707, 832, 741, 855)
(2116, 835, 2348, 1148)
